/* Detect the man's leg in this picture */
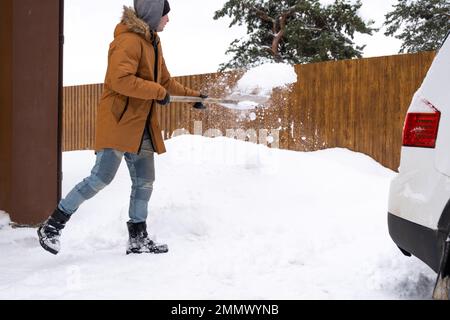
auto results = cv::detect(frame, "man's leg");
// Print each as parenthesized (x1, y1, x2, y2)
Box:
(38, 149, 123, 255)
(124, 138, 155, 224)
(58, 149, 124, 215)
(124, 130, 168, 254)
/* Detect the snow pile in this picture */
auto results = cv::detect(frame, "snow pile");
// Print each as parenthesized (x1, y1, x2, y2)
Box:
(0, 136, 436, 299)
(0, 211, 10, 229)
(221, 63, 298, 110)
(235, 63, 297, 96)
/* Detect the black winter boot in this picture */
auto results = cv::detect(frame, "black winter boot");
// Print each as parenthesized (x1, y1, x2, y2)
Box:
(126, 222, 169, 255)
(37, 208, 71, 255)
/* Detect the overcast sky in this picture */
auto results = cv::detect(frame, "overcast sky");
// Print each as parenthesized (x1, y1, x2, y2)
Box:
(63, 0, 402, 86)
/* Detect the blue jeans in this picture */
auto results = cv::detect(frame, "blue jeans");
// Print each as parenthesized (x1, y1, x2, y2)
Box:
(58, 128, 155, 223)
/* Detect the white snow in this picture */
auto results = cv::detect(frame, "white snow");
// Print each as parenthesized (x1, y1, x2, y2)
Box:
(0, 136, 436, 299)
(237, 101, 259, 110)
(0, 211, 10, 229)
(219, 101, 261, 111)
(219, 63, 297, 110)
(235, 63, 297, 97)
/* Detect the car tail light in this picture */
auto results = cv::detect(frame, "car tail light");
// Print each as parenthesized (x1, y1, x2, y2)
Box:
(402, 109, 441, 148)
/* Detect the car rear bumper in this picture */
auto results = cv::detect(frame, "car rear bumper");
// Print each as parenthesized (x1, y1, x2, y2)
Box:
(388, 213, 445, 273)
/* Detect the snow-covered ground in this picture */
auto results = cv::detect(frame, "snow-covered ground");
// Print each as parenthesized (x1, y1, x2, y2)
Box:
(0, 136, 436, 299)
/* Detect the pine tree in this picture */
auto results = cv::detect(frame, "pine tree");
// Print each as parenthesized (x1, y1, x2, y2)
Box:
(213, 0, 375, 71)
(384, 0, 450, 53)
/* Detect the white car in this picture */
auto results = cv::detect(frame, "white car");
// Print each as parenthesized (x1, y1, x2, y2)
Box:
(388, 32, 450, 300)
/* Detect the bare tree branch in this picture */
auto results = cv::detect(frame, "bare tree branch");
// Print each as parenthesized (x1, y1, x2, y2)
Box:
(249, 6, 276, 24)
(245, 4, 301, 61)
(283, 5, 299, 18)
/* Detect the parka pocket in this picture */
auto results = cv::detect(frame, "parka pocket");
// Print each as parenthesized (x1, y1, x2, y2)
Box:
(111, 95, 129, 123)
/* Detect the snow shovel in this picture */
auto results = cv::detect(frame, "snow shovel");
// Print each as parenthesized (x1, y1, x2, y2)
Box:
(170, 94, 269, 108)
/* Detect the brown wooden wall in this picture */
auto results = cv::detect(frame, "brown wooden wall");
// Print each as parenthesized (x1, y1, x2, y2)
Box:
(62, 51, 436, 171)
(63, 84, 103, 151)
(0, 0, 13, 215)
(1, 0, 63, 225)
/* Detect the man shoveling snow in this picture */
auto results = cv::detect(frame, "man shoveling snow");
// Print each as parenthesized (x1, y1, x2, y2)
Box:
(38, 0, 207, 255)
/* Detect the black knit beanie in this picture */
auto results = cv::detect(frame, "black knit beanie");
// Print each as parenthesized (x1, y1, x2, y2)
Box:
(162, 0, 170, 16)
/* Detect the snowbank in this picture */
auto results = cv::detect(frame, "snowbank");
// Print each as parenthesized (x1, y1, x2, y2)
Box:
(0, 211, 10, 229)
(0, 136, 436, 299)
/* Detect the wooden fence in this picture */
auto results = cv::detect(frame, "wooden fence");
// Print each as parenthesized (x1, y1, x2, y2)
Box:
(63, 51, 436, 171)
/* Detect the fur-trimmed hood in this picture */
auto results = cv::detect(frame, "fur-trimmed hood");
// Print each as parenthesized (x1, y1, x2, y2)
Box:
(117, 6, 155, 42)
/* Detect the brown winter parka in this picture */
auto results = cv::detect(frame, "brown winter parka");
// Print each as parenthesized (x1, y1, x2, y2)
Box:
(94, 6, 200, 155)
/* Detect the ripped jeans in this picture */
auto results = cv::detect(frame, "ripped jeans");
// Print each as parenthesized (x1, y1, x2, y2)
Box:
(58, 128, 155, 223)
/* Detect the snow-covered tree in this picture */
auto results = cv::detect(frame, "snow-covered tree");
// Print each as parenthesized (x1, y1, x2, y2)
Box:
(213, 0, 375, 71)
(384, 0, 450, 53)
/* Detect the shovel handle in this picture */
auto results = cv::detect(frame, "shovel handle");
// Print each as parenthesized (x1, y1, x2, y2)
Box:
(170, 96, 240, 105)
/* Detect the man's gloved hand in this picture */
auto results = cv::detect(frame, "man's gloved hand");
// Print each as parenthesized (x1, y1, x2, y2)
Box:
(157, 92, 171, 106)
(193, 94, 208, 110)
